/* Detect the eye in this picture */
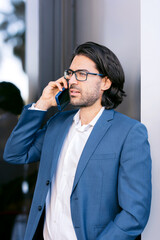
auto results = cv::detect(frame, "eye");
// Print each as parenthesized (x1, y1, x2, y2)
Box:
(79, 71, 86, 76)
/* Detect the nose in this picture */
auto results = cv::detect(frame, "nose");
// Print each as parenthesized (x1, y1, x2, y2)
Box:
(68, 73, 78, 86)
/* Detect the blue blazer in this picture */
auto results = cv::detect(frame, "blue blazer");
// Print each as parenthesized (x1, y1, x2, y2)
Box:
(3, 105, 151, 240)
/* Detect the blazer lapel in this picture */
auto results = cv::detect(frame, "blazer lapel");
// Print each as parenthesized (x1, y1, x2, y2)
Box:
(50, 112, 76, 177)
(71, 109, 114, 194)
(41, 111, 76, 179)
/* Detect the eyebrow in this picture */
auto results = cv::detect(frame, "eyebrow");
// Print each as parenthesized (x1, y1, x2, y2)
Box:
(69, 68, 90, 72)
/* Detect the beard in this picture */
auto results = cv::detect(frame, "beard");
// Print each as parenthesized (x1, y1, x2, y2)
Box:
(69, 82, 101, 108)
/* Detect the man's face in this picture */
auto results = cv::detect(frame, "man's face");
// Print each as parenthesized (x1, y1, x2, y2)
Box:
(68, 55, 103, 108)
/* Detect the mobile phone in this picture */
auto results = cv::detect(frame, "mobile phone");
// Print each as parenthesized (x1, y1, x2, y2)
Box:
(55, 87, 70, 111)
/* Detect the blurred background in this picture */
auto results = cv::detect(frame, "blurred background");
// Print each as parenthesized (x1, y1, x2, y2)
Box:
(0, 1, 30, 239)
(0, 0, 159, 239)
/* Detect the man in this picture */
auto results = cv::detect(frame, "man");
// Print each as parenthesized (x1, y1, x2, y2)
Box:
(3, 42, 151, 240)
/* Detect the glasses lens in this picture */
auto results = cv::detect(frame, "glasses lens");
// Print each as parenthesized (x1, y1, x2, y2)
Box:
(76, 71, 87, 81)
(64, 70, 72, 79)
(64, 70, 87, 81)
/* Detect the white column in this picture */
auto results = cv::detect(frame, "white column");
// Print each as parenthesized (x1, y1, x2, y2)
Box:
(26, 0, 40, 103)
(141, 0, 160, 239)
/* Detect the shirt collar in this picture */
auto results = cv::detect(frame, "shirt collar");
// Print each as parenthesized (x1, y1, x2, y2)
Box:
(73, 107, 105, 130)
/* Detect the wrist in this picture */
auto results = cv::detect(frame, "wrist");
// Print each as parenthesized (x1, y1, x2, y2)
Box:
(35, 98, 51, 111)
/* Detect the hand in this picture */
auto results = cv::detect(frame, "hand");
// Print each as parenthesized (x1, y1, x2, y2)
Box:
(35, 77, 68, 110)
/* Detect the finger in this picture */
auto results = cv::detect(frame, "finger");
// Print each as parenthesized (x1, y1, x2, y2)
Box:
(52, 82, 63, 91)
(48, 81, 63, 91)
(48, 77, 68, 91)
(57, 77, 68, 89)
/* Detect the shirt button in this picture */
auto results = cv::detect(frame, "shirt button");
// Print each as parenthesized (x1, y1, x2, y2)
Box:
(38, 205, 42, 211)
(46, 180, 50, 186)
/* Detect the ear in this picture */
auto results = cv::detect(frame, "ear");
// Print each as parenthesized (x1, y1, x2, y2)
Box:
(101, 77, 112, 91)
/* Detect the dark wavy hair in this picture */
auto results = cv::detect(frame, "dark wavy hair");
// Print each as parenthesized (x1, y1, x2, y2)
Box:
(0, 81, 24, 115)
(71, 42, 126, 109)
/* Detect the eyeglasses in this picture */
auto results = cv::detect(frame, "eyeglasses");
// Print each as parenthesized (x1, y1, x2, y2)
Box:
(64, 69, 105, 82)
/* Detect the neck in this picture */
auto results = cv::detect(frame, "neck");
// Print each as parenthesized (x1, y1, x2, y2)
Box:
(79, 102, 103, 125)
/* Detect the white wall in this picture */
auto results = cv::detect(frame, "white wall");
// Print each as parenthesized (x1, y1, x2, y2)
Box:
(75, 0, 140, 119)
(141, 0, 160, 239)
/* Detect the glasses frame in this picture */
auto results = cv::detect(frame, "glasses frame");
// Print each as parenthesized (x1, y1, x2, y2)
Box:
(64, 69, 105, 82)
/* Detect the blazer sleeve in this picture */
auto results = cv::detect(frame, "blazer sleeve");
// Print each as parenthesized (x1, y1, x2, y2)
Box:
(3, 104, 48, 164)
(97, 122, 152, 240)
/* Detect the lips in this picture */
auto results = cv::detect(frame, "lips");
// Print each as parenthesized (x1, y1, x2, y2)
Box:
(70, 88, 81, 96)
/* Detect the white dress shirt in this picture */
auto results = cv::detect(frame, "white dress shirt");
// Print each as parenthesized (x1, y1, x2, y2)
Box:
(37, 107, 104, 240)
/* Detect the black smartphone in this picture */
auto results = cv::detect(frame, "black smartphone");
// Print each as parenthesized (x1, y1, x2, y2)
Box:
(55, 87, 70, 111)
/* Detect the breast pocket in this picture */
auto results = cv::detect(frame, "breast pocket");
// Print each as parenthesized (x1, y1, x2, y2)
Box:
(90, 153, 116, 160)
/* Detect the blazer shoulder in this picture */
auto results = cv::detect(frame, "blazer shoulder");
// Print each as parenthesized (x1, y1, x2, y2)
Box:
(109, 110, 149, 146)
(47, 109, 78, 125)
(112, 110, 148, 134)
(113, 110, 140, 125)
